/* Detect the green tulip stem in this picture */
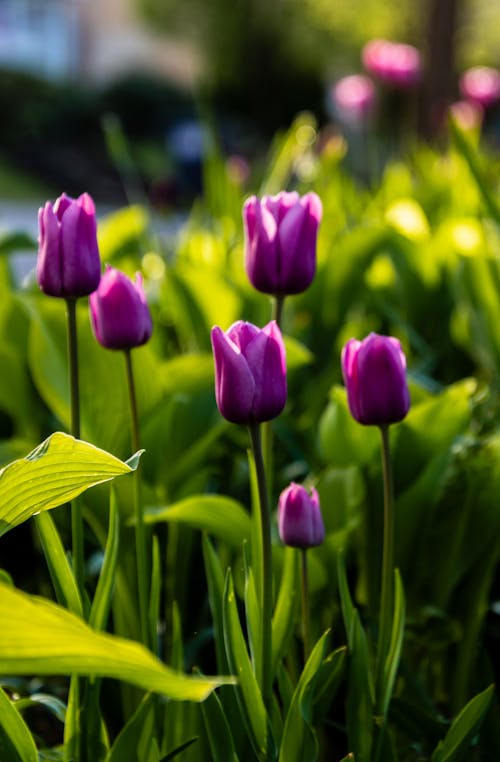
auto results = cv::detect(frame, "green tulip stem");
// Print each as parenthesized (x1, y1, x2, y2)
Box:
(300, 548, 311, 663)
(248, 422, 273, 712)
(272, 294, 285, 330)
(376, 424, 395, 709)
(65, 297, 84, 595)
(124, 348, 149, 648)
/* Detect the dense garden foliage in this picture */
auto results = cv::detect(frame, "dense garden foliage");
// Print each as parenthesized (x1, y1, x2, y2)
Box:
(1, 107, 500, 760)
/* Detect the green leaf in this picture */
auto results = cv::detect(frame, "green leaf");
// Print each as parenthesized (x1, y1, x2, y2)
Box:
(143, 495, 250, 549)
(0, 582, 235, 701)
(431, 684, 494, 762)
(15, 693, 67, 724)
(202, 535, 228, 673)
(35, 511, 83, 616)
(201, 685, 240, 762)
(318, 386, 379, 467)
(223, 570, 268, 760)
(0, 432, 136, 537)
(283, 336, 314, 370)
(0, 230, 36, 256)
(278, 630, 331, 762)
(106, 693, 159, 762)
(272, 547, 299, 673)
(0, 686, 38, 762)
(380, 570, 405, 720)
(337, 553, 374, 762)
(97, 205, 150, 261)
(243, 544, 261, 677)
(90, 488, 120, 631)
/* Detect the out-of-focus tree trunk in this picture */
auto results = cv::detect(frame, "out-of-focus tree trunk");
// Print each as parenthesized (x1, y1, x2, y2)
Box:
(419, 0, 462, 137)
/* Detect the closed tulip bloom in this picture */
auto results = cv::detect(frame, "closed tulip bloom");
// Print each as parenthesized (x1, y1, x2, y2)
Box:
(278, 483, 325, 549)
(243, 191, 322, 296)
(37, 192, 101, 298)
(211, 320, 286, 424)
(332, 74, 377, 125)
(341, 333, 410, 426)
(89, 266, 152, 350)
(459, 66, 500, 110)
(362, 39, 422, 89)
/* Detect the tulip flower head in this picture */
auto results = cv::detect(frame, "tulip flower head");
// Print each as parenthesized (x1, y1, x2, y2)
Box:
(278, 483, 325, 549)
(362, 39, 422, 89)
(341, 333, 410, 426)
(37, 192, 101, 298)
(90, 266, 152, 350)
(211, 320, 287, 424)
(332, 74, 377, 126)
(243, 191, 322, 296)
(459, 66, 500, 110)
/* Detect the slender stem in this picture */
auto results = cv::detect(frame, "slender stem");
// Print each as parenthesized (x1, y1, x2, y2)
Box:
(272, 294, 285, 330)
(300, 548, 311, 664)
(124, 349, 149, 647)
(65, 298, 84, 594)
(248, 422, 273, 711)
(376, 424, 395, 710)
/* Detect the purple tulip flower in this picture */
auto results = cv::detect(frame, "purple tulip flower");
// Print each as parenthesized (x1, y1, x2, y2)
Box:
(362, 39, 422, 90)
(278, 483, 325, 549)
(89, 266, 153, 350)
(341, 333, 410, 426)
(37, 192, 101, 298)
(243, 191, 322, 296)
(211, 320, 287, 424)
(459, 66, 500, 110)
(332, 74, 377, 126)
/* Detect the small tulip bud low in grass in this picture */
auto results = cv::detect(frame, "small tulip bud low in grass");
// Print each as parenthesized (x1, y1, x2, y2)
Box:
(243, 191, 322, 296)
(37, 192, 101, 299)
(90, 266, 152, 350)
(341, 332, 410, 426)
(211, 320, 286, 424)
(278, 483, 325, 549)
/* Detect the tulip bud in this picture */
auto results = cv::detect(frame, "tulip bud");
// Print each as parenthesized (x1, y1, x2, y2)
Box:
(211, 320, 287, 424)
(341, 333, 410, 426)
(459, 66, 500, 110)
(37, 192, 101, 298)
(332, 74, 377, 126)
(278, 483, 325, 549)
(362, 39, 422, 90)
(243, 191, 322, 296)
(89, 266, 153, 350)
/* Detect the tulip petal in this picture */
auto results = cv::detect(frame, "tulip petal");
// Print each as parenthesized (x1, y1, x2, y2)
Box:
(245, 321, 286, 422)
(36, 203, 63, 296)
(211, 326, 256, 424)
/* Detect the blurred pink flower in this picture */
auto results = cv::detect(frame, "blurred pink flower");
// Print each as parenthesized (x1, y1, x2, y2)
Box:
(332, 74, 376, 124)
(449, 99, 483, 131)
(459, 66, 500, 109)
(362, 39, 422, 89)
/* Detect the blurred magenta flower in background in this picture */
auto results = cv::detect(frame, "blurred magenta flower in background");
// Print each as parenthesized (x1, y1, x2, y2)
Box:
(278, 483, 325, 549)
(37, 192, 101, 298)
(449, 99, 484, 131)
(90, 265, 152, 350)
(243, 191, 322, 296)
(341, 332, 410, 426)
(332, 74, 377, 126)
(459, 66, 500, 110)
(211, 320, 286, 424)
(362, 39, 422, 89)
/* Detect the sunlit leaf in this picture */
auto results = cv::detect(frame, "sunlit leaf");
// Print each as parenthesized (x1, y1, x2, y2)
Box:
(143, 495, 250, 549)
(0, 582, 234, 700)
(0, 432, 135, 537)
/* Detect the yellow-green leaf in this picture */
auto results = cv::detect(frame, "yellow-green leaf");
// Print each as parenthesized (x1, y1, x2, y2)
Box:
(0, 582, 234, 701)
(0, 432, 136, 537)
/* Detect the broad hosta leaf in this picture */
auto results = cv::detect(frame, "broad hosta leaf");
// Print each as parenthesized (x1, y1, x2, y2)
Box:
(0, 432, 136, 537)
(0, 582, 234, 701)
(144, 495, 250, 549)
